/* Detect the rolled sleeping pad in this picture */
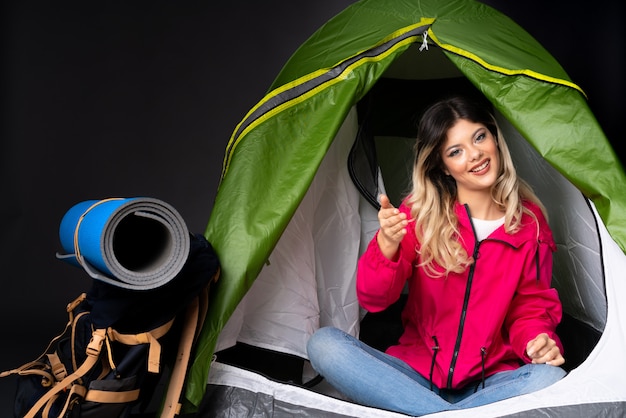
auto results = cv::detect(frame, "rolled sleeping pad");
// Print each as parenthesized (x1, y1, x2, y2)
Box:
(57, 197, 190, 290)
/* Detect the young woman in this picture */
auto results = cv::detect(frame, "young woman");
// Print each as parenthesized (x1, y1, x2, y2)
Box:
(307, 96, 566, 416)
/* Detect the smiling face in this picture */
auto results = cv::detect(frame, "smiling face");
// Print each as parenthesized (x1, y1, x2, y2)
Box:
(440, 118, 500, 201)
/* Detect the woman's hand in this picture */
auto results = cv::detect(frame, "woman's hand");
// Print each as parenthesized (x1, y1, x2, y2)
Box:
(376, 194, 408, 260)
(526, 333, 565, 366)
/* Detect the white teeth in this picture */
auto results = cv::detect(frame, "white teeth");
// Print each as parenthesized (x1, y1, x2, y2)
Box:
(471, 161, 489, 172)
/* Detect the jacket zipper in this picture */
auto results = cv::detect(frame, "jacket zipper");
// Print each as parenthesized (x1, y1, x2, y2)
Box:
(446, 204, 481, 389)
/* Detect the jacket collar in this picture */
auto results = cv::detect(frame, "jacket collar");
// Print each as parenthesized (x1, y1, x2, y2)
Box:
(454, 201, 545, 248)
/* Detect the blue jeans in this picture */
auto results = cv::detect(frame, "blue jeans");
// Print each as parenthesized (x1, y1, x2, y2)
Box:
(307, 327, 566, 416)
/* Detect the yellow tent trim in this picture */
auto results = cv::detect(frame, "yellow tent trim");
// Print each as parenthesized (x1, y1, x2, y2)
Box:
(427, 28, 586, 96)
(220, 20, 435, 178)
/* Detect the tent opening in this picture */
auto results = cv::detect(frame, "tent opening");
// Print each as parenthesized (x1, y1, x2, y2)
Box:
(351, 45, 605, 374)
(213, 43, 605, 399)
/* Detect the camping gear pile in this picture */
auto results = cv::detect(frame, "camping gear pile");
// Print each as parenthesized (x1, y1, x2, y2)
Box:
(1, 198, 219, 418)
(182, 0, 626, 417)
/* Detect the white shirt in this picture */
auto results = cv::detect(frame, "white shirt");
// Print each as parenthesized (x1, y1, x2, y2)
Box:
(472, 216, 505, 241)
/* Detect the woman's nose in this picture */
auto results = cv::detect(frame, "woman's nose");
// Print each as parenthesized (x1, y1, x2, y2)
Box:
(470, 146, 483, 161)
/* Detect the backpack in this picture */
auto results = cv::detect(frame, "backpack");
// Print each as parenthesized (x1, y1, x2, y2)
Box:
(1, 233, 219, 418)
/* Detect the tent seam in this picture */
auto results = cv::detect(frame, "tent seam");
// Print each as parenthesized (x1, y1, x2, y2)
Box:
(426, 28, 586, 96)
(220, 20, 435, 179)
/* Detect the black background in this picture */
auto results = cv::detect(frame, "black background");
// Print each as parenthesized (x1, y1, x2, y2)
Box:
(1, 0, 623, 413)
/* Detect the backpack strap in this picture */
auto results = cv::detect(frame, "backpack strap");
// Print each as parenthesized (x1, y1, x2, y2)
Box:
(160, 295, 200, 417)
(195, 268, 219, 342)
(160, 269, 219, 418)
(107, 317, 175, 373)
(47, 383, 87, 418)
(70, 311, 90, 373)
(84, 387, 140, 403)
(46, 352, 68, 382)
(1, 360, 54, 386)
(24, 328, 107, 418)
(0, 293, 88, 383)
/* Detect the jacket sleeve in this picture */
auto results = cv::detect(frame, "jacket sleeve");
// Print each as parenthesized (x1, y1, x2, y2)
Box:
(505, 231, 563, 362)
(356, 204, 416, 313)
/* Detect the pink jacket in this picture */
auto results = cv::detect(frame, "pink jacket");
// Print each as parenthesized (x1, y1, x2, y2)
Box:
(357, 200, 563, 390)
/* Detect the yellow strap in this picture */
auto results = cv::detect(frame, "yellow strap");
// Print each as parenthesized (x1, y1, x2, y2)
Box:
(1, 293, 91, 388)
(195, 269, 219, 343)
(53, 385, 86, 418)
(71, 311, 90, 373)
(108, 318, 174, 345)
(72, 198, 124, 267)
(195, 287, 209, 343)
(160, 296, 200, 418)
(107, 318, 175, 374)
(1, 360, 49, 380)
(104, 332, 118, 372)
(97, 352, 112, 380)
(160, 275, 219, 417)
(66, 293, 87, 315)
(41, 391, 59, 418)
(85, 388, 140, 403)
(13, 367, 55, 388)
(2, 293, 88, 380)
(24, 329, 106, 418)
(46, 353, 67, 382)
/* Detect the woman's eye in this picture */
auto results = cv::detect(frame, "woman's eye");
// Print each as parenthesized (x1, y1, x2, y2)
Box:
(448, 149, 461, 158)
(475, 133, 486, 143)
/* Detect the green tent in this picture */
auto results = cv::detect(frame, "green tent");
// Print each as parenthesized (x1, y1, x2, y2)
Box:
(185, 0, 626, 415)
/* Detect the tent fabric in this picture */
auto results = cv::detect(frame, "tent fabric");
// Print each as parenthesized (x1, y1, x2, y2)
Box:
(205, 186, 626, 418)
(185, 0, 626, 414)
(204, 359, 626, 418)
(202, 108, 621, 417)
(496, 115, 607, 331)
(214, 108, 364, 358)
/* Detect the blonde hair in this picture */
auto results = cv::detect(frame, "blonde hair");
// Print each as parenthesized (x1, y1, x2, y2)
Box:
(406, 97, 546, 278)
